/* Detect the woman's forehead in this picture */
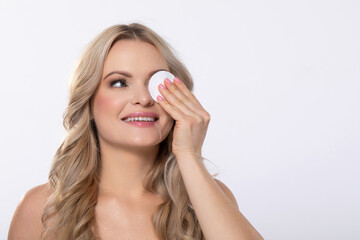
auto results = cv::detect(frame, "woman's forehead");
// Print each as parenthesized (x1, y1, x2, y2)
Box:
(102, 40, 169, 77)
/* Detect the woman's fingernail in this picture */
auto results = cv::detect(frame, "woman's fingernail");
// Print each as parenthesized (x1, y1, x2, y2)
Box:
(165, 78, 172, 85)
(157, 95, 164, 101)
(159, 83, 165, 89)
(174, 77, 181, 83)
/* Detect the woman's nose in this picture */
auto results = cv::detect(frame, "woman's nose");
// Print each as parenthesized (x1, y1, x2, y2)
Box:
(131, 84, 155, 106)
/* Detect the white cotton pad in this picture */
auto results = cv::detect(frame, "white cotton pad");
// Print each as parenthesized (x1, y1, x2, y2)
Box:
(148, 70, 175, 102)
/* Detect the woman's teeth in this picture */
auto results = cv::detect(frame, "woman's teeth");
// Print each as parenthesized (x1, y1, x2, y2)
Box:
(123, 117, 157, 122)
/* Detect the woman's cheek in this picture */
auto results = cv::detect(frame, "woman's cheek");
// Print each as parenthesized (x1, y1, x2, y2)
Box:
(99, 96, 113, 112)
(94, 93, 125, 119)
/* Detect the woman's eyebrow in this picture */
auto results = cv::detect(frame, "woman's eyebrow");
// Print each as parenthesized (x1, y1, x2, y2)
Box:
(102, 69, 168, 81)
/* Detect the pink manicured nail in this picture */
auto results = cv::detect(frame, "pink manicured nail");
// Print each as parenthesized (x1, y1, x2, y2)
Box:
(157, 95, 164, 101)
(165, 78, 172, 85)
(174, 77, 181, 83)
(159, 83, 165, 89)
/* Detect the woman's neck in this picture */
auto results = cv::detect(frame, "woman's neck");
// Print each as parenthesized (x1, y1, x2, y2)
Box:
(98, 142, 159, 199)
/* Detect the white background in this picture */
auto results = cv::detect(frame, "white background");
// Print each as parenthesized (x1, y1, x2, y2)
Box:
(1, 0, 359, 239)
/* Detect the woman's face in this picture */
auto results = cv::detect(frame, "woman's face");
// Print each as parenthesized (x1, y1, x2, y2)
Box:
(92, 40, 174, 150)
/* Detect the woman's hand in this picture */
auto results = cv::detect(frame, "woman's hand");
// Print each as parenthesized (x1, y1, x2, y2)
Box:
(157, 77, 210, 159)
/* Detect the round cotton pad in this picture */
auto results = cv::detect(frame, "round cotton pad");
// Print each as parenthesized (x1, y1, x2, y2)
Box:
(148, 70, 175, 102)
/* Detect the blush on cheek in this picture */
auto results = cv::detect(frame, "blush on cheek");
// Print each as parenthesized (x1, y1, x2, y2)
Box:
(94, 94, 122, 117)
(97, 95, 112, 108)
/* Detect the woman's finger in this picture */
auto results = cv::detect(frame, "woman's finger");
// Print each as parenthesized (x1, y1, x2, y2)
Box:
(161, 78, 207, 117)
(158, 81, 197, 117)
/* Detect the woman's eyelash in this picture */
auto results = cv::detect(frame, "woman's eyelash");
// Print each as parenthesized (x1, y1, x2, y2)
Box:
(110, 79, 128, 88)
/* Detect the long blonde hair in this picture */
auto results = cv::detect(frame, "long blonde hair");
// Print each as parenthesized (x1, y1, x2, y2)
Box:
(41, 23, 206, 240)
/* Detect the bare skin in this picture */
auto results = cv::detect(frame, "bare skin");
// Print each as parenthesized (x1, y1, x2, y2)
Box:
(95, 189, 164, 239)
(8, 40, 263, 239)
(8, 183, 51, 239)
(92, 40, 172, 239)
(9, 40, 171, 239)
(8, 179, 237, 239)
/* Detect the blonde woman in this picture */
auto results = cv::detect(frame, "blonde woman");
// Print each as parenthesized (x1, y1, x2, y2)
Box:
(8, 23, 263, 240)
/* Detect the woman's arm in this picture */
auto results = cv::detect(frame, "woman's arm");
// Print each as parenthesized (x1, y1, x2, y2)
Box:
(176, 154, 264, 240)
(158, 78, 263, 239)
(8, 183, 50, 240)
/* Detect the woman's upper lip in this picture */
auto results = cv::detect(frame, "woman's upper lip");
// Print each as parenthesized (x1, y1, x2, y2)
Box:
(122, 111, 159, 119)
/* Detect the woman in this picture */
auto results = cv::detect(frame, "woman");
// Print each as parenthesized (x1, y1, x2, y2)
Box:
(8, 23, 263, 240)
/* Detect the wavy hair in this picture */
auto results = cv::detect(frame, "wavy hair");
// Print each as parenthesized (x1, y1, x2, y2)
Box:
(41, 23, 209, 239)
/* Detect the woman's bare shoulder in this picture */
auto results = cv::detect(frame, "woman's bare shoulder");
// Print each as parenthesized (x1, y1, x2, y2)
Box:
(214, 179, 239, 209)
(8, 183, 52, 240)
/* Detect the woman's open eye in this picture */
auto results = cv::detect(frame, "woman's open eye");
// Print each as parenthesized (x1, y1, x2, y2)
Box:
(110, 79, 128, 88)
